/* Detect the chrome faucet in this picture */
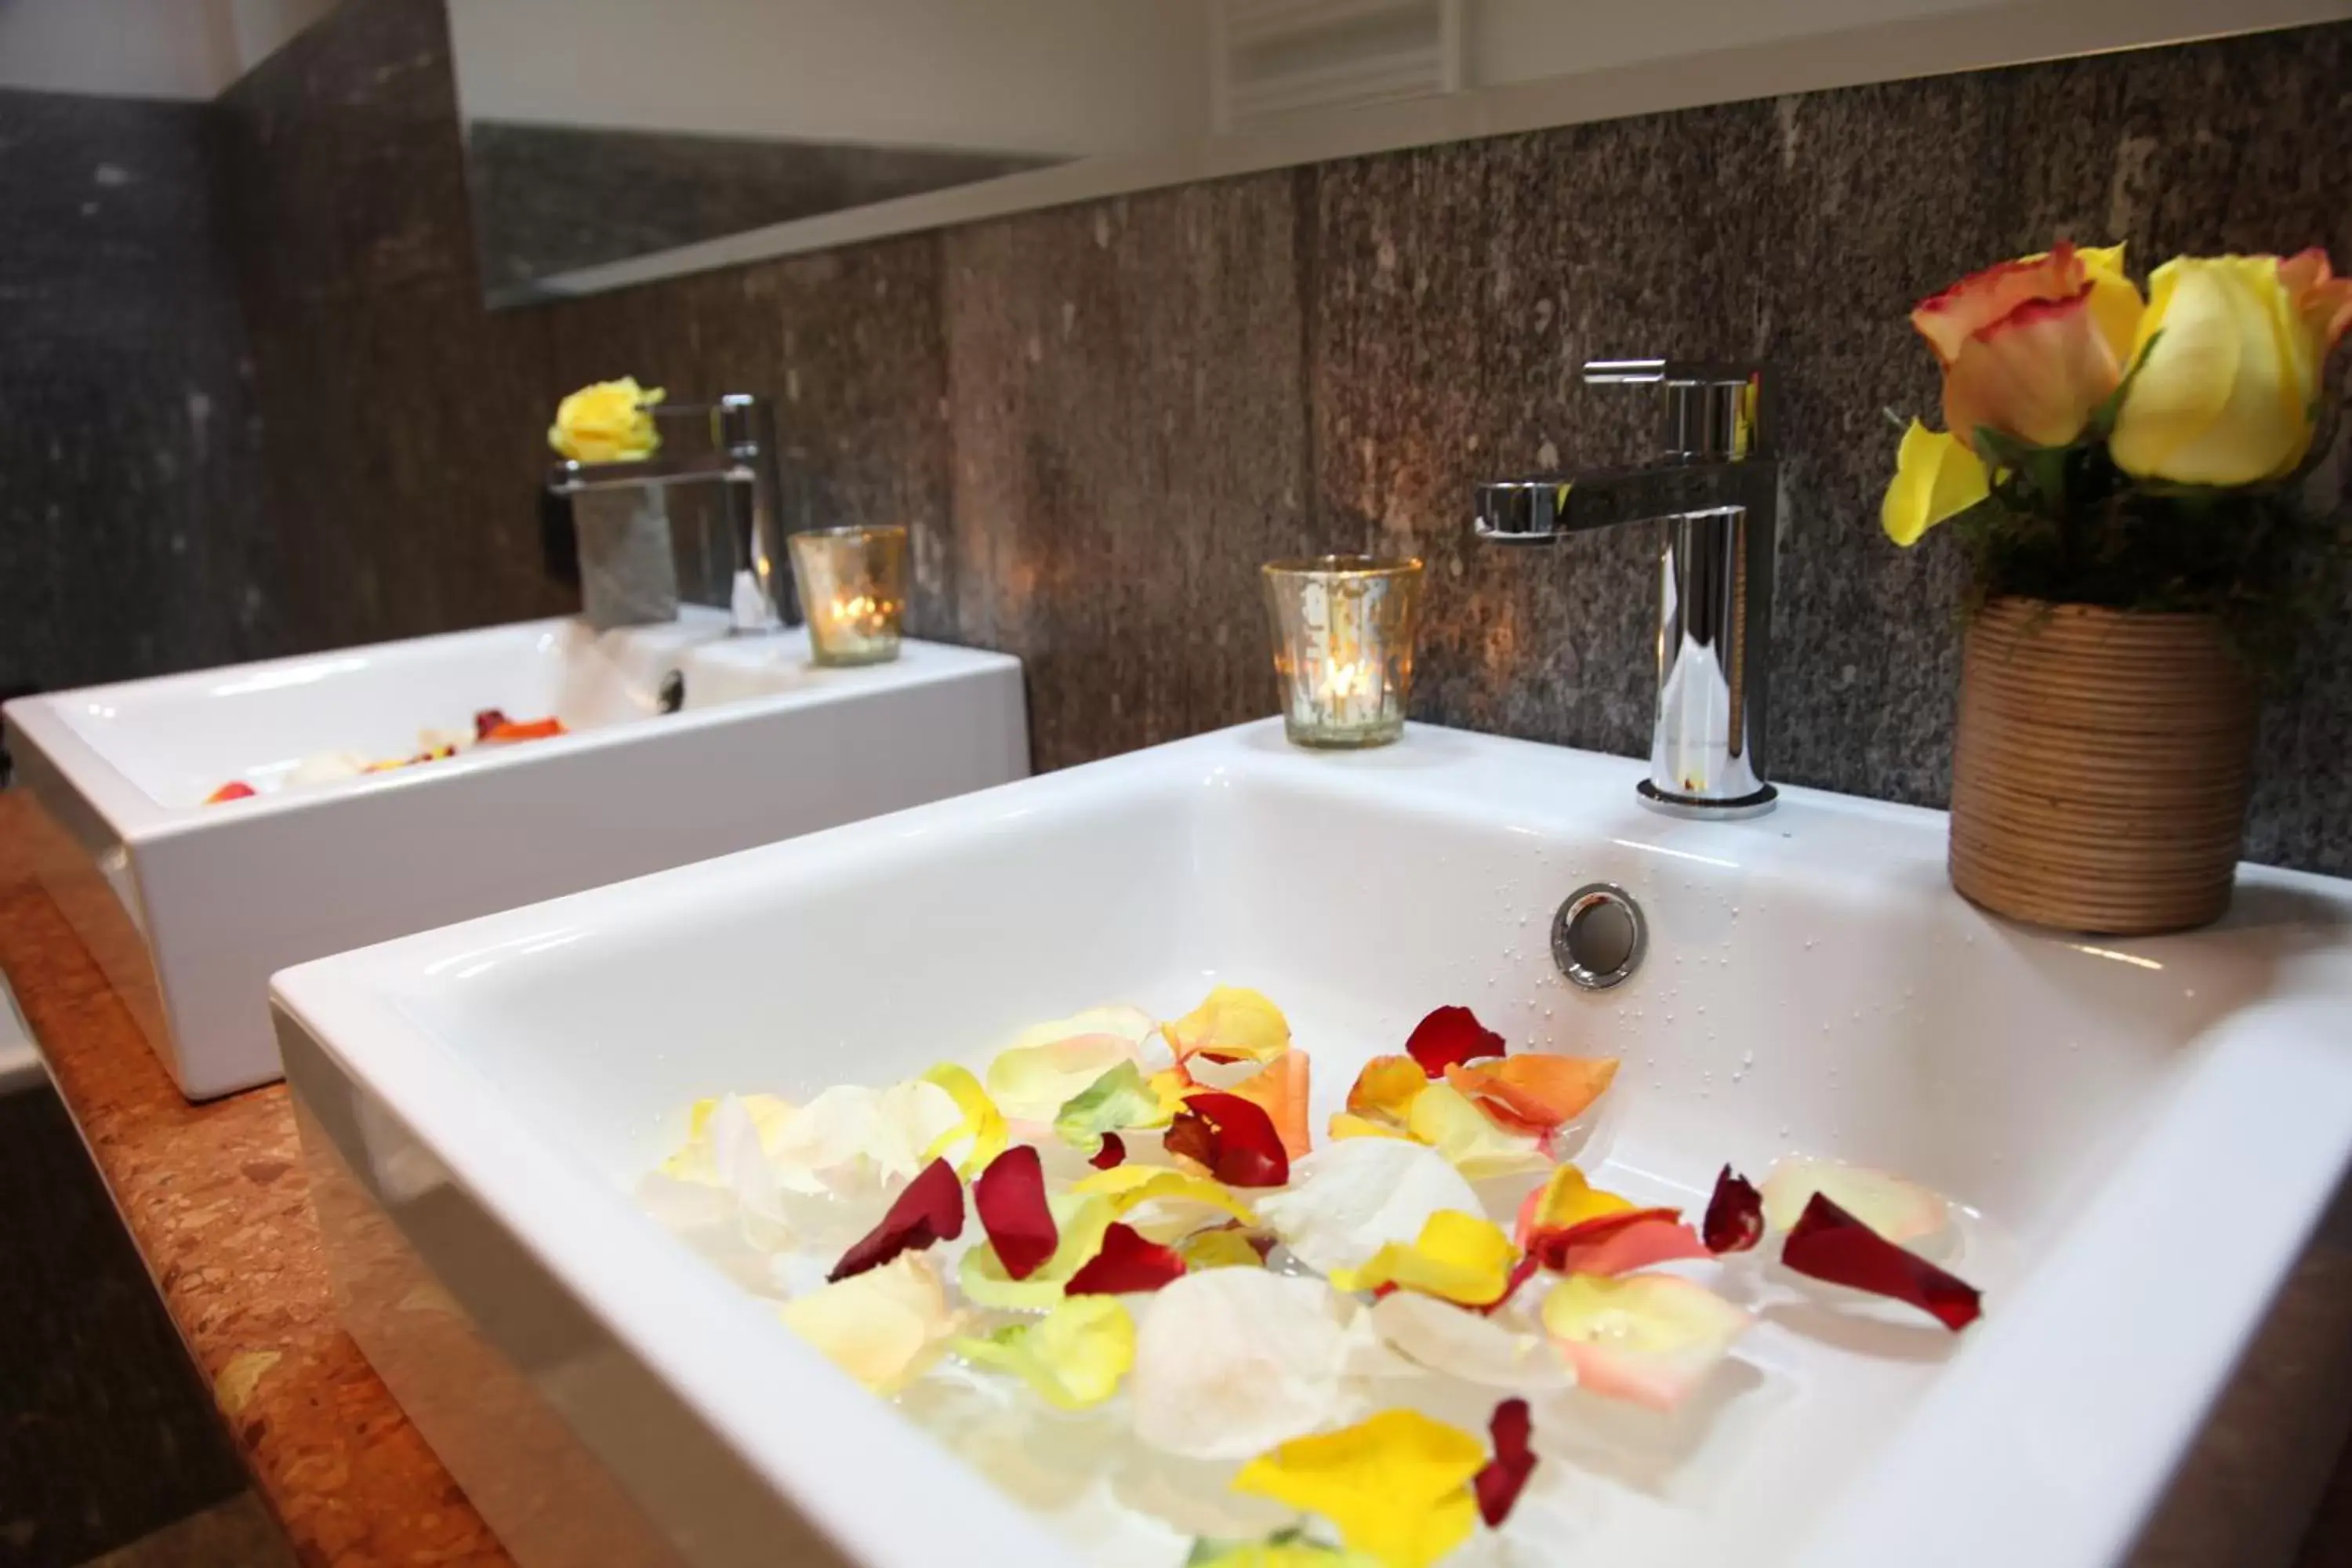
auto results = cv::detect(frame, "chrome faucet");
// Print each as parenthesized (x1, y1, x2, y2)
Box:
(1475, 359, 1777, 818)
(547, 393, 798, 633)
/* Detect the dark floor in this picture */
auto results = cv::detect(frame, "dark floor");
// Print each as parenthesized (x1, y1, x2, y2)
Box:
(0, 1086, 254, 1568)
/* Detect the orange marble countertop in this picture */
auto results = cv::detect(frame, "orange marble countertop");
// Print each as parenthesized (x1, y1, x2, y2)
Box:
(0, 791, 510, 1566)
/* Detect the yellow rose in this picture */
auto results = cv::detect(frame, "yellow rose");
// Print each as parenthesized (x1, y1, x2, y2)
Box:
(2110, 251, 2352, 486)
(547, 376, 664, 463)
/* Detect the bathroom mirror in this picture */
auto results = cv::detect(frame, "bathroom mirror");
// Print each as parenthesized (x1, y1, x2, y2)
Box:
(450, 0, 2348, 309)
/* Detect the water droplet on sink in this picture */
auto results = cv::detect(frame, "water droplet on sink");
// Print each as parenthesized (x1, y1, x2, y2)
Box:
(1741, 1049, 1754, 1066)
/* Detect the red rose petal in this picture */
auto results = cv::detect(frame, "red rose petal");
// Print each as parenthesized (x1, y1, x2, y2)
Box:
(973, 1145, 1058, 1280)
(1164, 1091, 1290, 1187)
(828, 1158, 965, 1282)
(1476, 1253, 1543, 1317)
(1703, 1164, 1765, 1254)
(473, 707, 511, 741)
(1065, 1221, 1188, 1296)
(1783, 1192, 1982, 1331)
(1528, 1208, 1707, 1276)
(1473, 1396, 1537, 1527)
(1088, 1131, 1127, 1171)
(1405, 1005, 1508, 1079)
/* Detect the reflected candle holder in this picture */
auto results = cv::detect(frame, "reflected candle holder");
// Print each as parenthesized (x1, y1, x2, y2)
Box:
(1261, 555, 1424, 748)
(789, 524, 908, 666)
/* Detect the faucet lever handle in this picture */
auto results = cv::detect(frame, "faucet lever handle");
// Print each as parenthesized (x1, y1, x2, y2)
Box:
(1583, 359, 1763, 460)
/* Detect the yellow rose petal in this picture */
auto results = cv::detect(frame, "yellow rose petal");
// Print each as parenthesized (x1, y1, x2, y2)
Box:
(1178, 1227, 1268, 1272)
(548, 376, 663, 463)
(988, 1033, 1145, 1121)
(2111, 254, 2314, 485)
(1540, 1272, 1749, 1413)
(781, 1254, 961, 1394)
(956, 1295, 1135, 1410)
(1073, 1167, 1258, 1242)
(1330, 1209, 1518, 1307)
(1881, 420, 1990, 546)
(1521, 1162, 1635, 1236)
(1166, 985, 1292, 1065)
(919, 1063, 1006, 1175)
(1404, 1081, 1549, 1180)
(1232, 1409, 1486, 1568)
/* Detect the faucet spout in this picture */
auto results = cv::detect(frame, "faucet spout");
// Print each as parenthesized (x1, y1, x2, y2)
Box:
(1474, 360, 1779, 818)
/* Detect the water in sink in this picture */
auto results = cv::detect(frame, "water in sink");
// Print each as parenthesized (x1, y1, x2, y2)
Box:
(635, 978, 2015, 1568)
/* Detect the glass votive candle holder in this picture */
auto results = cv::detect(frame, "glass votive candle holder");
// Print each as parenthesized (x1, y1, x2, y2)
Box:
(1261, 555, 1424, 748)
(789, 524, 909, 666)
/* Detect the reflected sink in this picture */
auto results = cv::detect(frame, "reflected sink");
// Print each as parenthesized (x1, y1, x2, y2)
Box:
(270, 719, 2352, 1567)
(6, 608, 1025, 1097)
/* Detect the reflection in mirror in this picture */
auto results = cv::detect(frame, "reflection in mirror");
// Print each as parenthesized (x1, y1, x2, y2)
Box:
(450, 0, 2349, 309)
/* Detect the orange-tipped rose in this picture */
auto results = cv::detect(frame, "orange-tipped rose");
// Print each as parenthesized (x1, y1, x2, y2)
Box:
(1911, 242, 2143, 452)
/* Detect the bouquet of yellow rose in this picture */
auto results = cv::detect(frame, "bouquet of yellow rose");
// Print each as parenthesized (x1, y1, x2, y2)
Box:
(1882, 243, 2352, 648)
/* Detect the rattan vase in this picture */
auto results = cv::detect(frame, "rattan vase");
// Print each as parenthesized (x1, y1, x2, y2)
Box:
(1948, 598, 2258, 935)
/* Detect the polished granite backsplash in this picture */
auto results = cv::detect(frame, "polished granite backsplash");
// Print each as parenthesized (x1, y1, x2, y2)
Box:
(216, 0, 2352, 875)
(0, 89, 283, 706)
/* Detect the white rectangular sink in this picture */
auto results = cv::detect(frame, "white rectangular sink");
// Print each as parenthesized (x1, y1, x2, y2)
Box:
(270, 720, 2352, 1568)
(6, 609, 1025, 1098)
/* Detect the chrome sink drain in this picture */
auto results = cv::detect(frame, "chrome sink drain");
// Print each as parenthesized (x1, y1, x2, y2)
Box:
(1552, 883, 1646, 990)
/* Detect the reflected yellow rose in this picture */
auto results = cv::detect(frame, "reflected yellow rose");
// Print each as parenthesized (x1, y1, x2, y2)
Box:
(548, 376, 664, 463)
(2111, 251, 2352, 485)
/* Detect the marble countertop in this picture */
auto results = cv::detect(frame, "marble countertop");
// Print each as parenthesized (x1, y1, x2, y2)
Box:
(0, 792, 508, 1566)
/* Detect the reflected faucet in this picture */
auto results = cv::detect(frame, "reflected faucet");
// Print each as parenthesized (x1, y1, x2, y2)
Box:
(1475, 360, 1777, 818)
(547, 393, 798, 633)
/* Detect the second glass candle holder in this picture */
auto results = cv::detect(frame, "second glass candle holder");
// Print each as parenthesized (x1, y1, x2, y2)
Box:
(1261, 555, 1425, 748)
(789, 524, 909, 666)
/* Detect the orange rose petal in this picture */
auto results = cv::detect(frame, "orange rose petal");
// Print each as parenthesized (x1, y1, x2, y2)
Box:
(1541, 1273, 1750, 1413)
(1513, 1163, 1635, 1248)
(1528, 1208, 1708, 1276)
(1445, 1054, 1618, 1137)
(1911, 244, 2084, 365)
(1346, 1053, 1428, 1129)
(1225, 1049, 1313, 1160)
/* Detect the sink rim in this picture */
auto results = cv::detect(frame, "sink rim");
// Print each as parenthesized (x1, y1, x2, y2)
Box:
(270, 718, 2352, 1568)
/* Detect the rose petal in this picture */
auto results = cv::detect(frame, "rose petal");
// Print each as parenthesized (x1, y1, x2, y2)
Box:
(1232, 1408, 1485, 1568)
(205, 780, 256, 804)
(1131, 1270, 1373, 1461)
(1404, 1005, 1506, 1078)
(1073, 1166, 1261, 1242)
(1330, 1210, 1519, 1307)
(1479, 1254, 1541, 1317)
(1444, 1054, 1618, 1136)
(1183, 1534, 1369, 1567)
(781, 1254, 962, 1394)
(1703, 1165, 1766, 1254)
(1167, 1091, 1291, 1188)
(1225, 1050, 1314, 1160)
(1066, 1221, 1189, 1296)
(1782, 1192, 1983, 1331)
(1167, 985, 1293, 1065)
(829, 1157, 964, 1281)
(1178, 1225, 1269, 1272)
(1540, 1273, 1750, 1412)
(1052, 1060, 1169, 1155)
(1528, 1208, 1708, 1276)
(919, 1063, 1007, 1176)
(1345, 1054, 1429, 1129)
(1514, 1162, 1635, 1246)
(1257, 1138, 1483, 1276)
(1762, 1157, 1949, 1245)
(973, 1145, 1058, 1280)
(1089, 1131, 1127, 1170)
(988, 1030, 1148, 1121)
(1369, 1291, 1564, 1389)
(1472, 1397, 1537, 1528)
(1405, 1082, 1548, 1180)
(959, 1192, 1117, 1310)
(771, 1080, 963, 1199)
(955, 1295, 1136, 1410)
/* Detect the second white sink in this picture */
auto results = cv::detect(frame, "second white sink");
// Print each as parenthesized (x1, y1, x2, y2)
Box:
(5, 609, 1026, 1097)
